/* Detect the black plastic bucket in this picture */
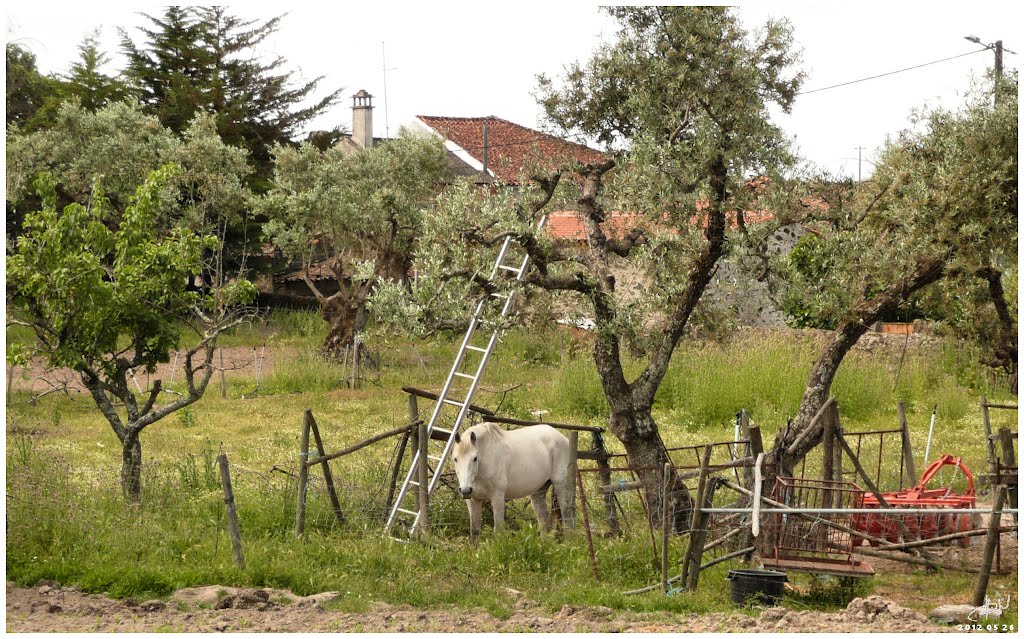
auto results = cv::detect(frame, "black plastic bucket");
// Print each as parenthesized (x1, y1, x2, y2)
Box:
(726, 569, 788, 606)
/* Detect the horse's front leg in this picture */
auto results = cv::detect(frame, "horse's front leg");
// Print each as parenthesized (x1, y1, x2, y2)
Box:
(491, 491, 506, 532)
(468, 497, 483, 541)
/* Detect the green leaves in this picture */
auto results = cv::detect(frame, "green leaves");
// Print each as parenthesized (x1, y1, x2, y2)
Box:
(6, 166, 227, 374)
(261, 130, 449, 286)
(778, 78, 1017, 332)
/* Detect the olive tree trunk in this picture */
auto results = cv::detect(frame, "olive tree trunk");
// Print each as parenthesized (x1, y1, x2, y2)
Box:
(767, 254, 948, 481)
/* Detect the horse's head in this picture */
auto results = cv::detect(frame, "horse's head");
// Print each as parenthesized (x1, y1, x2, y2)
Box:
(452, 429, 479, 499)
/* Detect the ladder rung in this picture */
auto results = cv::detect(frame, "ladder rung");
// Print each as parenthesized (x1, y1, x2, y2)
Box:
(490, 292, 508, 299)
(428, 455, 443, 462)
(454, 372, 476, 380)
(443, 398, 465, 407)
(396, 507, 418, 516)
(408, 480, 419, 486)
(465, 345, 488, 353)
(499, 265, 522, 275)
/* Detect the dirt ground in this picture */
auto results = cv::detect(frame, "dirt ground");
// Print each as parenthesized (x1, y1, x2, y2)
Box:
(6, 582, 958, 633)
(7, 346, 293, 396)
(6, 328, 942, 397)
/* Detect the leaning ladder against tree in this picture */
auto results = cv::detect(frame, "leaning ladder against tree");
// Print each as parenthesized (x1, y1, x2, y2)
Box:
(384, 214, 551, 537)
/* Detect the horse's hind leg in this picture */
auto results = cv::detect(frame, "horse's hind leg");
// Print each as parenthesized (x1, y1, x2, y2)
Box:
(530, 491, 551, 532)
(554, 479, 576, 530)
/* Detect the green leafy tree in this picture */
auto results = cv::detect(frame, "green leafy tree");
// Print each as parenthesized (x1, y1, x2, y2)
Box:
(7, 101, 252, 254)
(768, 76, 1017, 477)
(5, 43, 62, 130)
(373, 7, 802, 521)
(7, 167, 256, 500)
(261, 130, 450, 360)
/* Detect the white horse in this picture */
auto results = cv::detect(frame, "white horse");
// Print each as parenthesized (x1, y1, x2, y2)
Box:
(452, 422, 575, 539)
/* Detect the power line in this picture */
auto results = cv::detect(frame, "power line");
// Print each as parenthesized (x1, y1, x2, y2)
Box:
(798, 48, 990, 95)
(420, 48, 995, 154)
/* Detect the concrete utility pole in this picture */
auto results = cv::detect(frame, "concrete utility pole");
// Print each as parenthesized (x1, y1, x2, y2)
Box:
(965, 36, 1016, 105)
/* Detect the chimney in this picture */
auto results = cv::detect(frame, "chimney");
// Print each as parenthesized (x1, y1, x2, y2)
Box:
(352, 90, 374, 149)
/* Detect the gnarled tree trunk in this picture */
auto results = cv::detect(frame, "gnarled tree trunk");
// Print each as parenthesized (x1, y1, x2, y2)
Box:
(767, 254, 949, 483)
(320, 296, 368, 361)
(608, 404, 693, 532)
(120, 431, 143, 502)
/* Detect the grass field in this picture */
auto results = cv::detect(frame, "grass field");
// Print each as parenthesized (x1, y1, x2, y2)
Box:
(5, 312, 1018, 622)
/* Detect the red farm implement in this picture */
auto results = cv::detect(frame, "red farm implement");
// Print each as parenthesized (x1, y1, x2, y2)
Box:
(850, 454, 980, 547)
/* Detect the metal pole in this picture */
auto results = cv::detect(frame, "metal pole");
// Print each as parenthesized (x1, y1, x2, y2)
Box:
(702, 507, 1018, 515)
(923, 404, 937, 467)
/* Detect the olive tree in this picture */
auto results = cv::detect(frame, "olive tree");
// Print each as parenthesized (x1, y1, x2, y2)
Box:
(260, 130, 449, 359)
(767, 77, 1017, 477)
(7, 167, 256, 500)
(372, 6, 803, 523)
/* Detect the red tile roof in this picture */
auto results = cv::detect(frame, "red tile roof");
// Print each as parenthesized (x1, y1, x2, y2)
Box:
(416, 115, 606, 183)
(544, 208, 777, 241)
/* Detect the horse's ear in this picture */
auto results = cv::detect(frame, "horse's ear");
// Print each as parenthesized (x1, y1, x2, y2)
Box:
(454, 432, 461, 443)
(470, 431, 477, 445)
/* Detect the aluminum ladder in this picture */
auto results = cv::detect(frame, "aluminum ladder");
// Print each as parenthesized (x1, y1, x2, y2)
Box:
(384, 215, 547, 537)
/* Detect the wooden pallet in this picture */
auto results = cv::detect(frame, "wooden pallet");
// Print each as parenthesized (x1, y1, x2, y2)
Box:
(761, 555, 875, 578)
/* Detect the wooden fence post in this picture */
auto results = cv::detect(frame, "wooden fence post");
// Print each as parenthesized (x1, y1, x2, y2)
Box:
(385, 431, 412, 518)
(566, 431, 579, 530)
(417, 417, 430, 539)
(6, 365, 15, 406)
(686, 480, 717, 591)
(576, 469, 599, 580)
(897, 402, 916, 488)
(217, 452, 245, 570)
(410, 395, 421, 513)
(307, 410, 344, 525)
(981, 396, 997, 475)
(747, 425, 764, 461)
(295, 411, 311, 538)
(593, 432, 620, 536)
(973, 486, 1007, 607)
(680, 444, 712, 590)
(998, 428, 1017, 524)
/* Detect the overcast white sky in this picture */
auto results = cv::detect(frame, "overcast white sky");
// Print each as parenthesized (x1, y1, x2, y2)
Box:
(5, 2, 1021, 178)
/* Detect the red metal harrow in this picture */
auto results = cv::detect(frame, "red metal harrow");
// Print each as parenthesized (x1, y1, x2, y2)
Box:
(851, 454, 979, 548)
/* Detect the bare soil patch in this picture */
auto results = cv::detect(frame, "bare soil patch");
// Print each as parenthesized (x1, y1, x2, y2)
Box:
(7, 346, 296, 396)
(7, 582, 955, 633)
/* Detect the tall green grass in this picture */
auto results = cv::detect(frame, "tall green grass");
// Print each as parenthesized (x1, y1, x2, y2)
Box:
(5, 317, 1017, 615)
(546, 331, 995, 432)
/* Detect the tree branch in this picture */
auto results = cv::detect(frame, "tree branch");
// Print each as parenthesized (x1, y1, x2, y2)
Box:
(607, 227, 647, 258)
(633, 154, 730, 405)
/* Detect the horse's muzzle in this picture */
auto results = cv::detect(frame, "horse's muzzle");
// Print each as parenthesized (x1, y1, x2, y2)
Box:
(460, 487, 473, 499)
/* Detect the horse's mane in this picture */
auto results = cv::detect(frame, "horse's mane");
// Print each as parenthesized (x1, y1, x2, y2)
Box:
(476, 421, 505, 439)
